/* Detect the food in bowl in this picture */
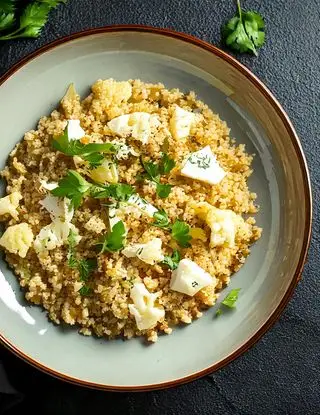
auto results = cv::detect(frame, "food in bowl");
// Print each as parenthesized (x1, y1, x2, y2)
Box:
(0, 79, 261, 342)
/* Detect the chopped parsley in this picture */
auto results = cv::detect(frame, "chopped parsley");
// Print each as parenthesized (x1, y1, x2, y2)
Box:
(161, 250, 181, 270)
(51, 170, 91, 209)
(52, 128, 117, 168)
(153, 210, 170, 229)
(222, 288, 241, 308)
(97, 221, 126, 253)
(67, 230, 97, 296)
(152, 211, 192, 248)
(215, 288, 241, 317)
(140, 153, 175, 199)
(171, 220, 192, 248)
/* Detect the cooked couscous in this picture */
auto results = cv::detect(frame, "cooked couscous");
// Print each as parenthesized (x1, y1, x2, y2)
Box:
(0, 79, 261, 342)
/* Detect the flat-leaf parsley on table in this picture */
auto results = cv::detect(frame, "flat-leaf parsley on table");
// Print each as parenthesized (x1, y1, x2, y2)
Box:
(222, 0, 265, 55)
(0, 0, 67, 41)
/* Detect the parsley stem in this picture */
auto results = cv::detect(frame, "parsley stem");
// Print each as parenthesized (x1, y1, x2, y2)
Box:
(0, 27, 26, 40)
(237, 0, 242, 20)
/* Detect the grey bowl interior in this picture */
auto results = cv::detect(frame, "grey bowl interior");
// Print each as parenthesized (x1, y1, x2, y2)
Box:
(0, 29, 311, 389)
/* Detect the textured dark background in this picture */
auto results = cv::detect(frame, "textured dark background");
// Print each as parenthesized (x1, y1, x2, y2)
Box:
(0, 0, 319, 414)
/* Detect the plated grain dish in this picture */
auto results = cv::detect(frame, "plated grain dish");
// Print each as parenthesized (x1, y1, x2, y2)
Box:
(0, 79, 261, 342)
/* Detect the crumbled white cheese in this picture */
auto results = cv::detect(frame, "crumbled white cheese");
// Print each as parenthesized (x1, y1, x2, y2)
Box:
(67, 119, 85, 141)
(170, 106, 195, 140)
(0, 223, 34, 258)
(0, 192, 22, 220)
(181, 146, 226, 185)
(39, 180, 58, 192)
(107, 112, 160, 144)
(35, 195, 80, 252)
(170, 259, 215, 296)
(122, 238, 164, 265)
(128, 282, 165, 330)
(113, 142, 140, 160)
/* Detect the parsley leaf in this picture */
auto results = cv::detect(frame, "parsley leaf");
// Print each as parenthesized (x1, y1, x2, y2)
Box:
(222, 0, 265, 56)
(153, 210, 170, 229)
(161, 250, 180, 270)
(171, 220, 192, 248)
(52, 128, 117, 168)
(156, 183, 172, 198)
(90, 183, 135, 202)
(221, 288, 241, 308)
(79, 286, 93, 296)
(0, 1, 66, 40)
(159, 153, 175, 175)
(140, 153, 175, 199)
(97, 221, 126, 253)
(215, 308, 223, 317)
(0, 0, 16, 32)
(51, 170, 91, 209)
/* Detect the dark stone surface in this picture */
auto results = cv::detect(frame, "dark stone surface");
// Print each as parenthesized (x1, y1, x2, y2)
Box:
(0, 0, 319, 414)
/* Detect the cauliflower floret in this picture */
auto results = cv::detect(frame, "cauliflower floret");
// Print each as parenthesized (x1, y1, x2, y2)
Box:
(0, 223, 34, 258)
(0, 192, 22, 220)
(193, 202, 249, 248)
(128, 282, 165, 330)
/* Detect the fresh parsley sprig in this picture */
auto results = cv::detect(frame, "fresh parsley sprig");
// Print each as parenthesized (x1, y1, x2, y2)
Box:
(51, 170, 136, 209)
(222, 0, 265, 56)
(161, 249, 181, 270)
(51, 170, 92, 209)
(97, 221, 126, 253)
(216, 288, 241, 317)
(140, 153, 175, 199)
(67, 230, 97, 296)
(152, 210, 192, 248)
(0, 0, 67, 41)
(52, 128, 117, 169)
(90, 183, 135, 202)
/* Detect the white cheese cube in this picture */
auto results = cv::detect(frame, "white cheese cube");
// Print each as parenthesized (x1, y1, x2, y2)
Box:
(0, 192, 22, 220)
(128, 282, 165, 330)
(122, 238, 164, 265)
(0, 223, 34, 258)
(181, 146, 226, 185)
(170, 106, 195, 140)
(67, 119, 85, 141)
(170, 258, 215, 296)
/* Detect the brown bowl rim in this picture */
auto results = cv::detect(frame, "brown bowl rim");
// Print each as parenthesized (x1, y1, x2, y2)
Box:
(0, 25, 312, 392)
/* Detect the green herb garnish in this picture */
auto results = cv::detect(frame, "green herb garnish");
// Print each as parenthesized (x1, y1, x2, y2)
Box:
(221, 288, 241, 308)
(90, 183, 135, 202)
(67, 230, 97, 296)
(161, 250, 180, 270)
(222, 0, 265, 56)
(51, 170, 91, 209)
(215, 288, 241, 317)
(152, 211, 191, 248)
(188, 153, 211, 170)
(171, 220, 192, 248)
(97, 221, 126, 253)
(52, 128, 117, 168)
(140, 153, 175, 199)
(0, 0, 67, 41)
(153, 210, 171, 229)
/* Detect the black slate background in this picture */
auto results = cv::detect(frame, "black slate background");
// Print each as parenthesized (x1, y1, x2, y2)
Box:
(0, 1, 319, 414)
